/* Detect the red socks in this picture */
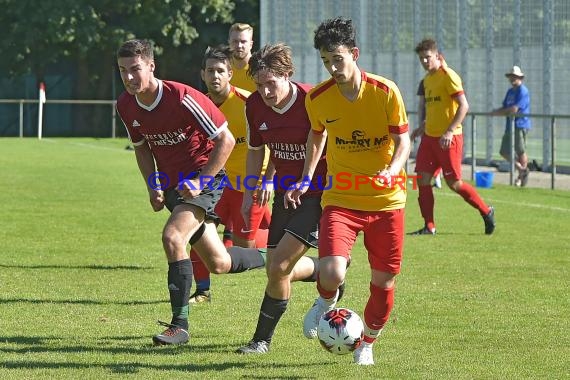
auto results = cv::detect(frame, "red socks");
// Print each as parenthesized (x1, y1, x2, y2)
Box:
(363, 283, 394, 343)
(316, 275, 338, 300)
(456, 182, 490, 215)
(189, 248, 210, 282)
(418, 184, 435, 230)
(254, 229, 269, 248)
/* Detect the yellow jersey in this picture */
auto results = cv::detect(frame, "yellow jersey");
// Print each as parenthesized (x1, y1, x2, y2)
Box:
(306, 71, 408, 211)
(230, 61, 256, 93)
(423, 66, 464, 137)
(217, 86, 268, 190)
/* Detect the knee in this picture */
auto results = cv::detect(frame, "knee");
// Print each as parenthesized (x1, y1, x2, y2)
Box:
(162, 229, 186, 253)
(267, 260, 292, 280)
(323, 270, 345, 287)
(208, 264, 227, 275)
(372, 273, 397, 289)
(319, 261, 346, 287)
(447, 179, 462, 192)
(417, 173, 431, 186)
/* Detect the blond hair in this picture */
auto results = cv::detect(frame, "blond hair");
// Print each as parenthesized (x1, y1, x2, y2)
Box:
(229, 23, 253, 37)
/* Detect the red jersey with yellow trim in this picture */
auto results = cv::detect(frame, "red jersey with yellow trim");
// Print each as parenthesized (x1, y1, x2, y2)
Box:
(118, 79, 228, 190)
(246, 82, 327, 196)
(422, 66, 464, 137)
(215, 86, 269, 191)
(306, 71, 408, 211)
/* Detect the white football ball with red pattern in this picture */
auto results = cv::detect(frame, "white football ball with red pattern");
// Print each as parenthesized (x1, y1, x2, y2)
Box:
(317, 308, 364, 355)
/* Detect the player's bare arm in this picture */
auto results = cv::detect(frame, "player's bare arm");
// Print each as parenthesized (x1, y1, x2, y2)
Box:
(284, 129, 327, 209)
(257, 159, 275, 206)
(134, 141, 164, 211)
(411, 95, 426, 141)
(178, 128, 235, 199)
(241, 147, 266, 227)
(441, 93, 469, 149)
(491, 104, 519, 116)
(377, 131, 411, 187)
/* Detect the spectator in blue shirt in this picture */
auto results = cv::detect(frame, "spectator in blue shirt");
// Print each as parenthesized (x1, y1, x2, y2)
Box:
(492, 65, 531, 186)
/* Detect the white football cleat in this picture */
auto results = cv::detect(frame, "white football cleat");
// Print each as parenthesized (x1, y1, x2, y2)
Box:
(433, 173, 442, 189)
(353, 342, 374, 365)
(303, 292, 338, 339)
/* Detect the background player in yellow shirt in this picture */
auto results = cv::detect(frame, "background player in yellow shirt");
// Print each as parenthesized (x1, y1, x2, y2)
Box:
(219, 22, 257, 248)
(228, 23, 256, 92)
(188, 45, 273, 303)
(285, 17, 411, 365)
(410, 38, 495, 235)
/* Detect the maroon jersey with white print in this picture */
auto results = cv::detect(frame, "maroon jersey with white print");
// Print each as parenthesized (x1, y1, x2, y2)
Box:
(246, 82, 326, 196)
(117, 79, 228, 190)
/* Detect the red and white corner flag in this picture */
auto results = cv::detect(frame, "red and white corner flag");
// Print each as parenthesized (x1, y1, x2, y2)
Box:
(38, 82, 46, 139)
(39, 82, 46, 104)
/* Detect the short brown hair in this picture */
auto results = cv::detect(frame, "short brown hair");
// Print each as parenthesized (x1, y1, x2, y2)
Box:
(415, 38, 438, 54)
(117, 39, 154, 61)
(248, 43, 294, 78)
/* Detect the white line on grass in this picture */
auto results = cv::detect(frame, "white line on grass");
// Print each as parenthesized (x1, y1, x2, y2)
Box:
(47, 139, 133, 153)
(71, 142, 132, 153)
(437, 192, 570, 213)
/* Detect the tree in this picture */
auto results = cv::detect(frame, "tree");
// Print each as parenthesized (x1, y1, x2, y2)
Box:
(0, 0, 259, 136)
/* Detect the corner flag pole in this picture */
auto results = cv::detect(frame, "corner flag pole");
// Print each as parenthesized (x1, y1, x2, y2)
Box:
(38, 82, 46, 139)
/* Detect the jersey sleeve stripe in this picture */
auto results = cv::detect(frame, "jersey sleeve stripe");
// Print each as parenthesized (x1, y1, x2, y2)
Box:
(309, 79, 336, 100)
(233, 86, 250, 101)
(451, 90, 465, 98)
(363, 75, 390, 94)
(182, 94, 218, 137)
(389, 124, 409, 134)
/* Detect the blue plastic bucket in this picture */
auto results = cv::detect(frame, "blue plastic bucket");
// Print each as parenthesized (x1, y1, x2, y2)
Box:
(475, 171, 494, 188)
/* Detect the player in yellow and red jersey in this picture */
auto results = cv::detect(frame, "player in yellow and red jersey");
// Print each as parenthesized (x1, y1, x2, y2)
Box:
(409, 38, 495, 236)
(187, 46, 273, 304)
(285, 17, 411, 366)
(228, 23, 257, 92)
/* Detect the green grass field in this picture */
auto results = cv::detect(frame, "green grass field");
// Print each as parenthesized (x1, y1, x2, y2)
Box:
(0, 138, 568, 379)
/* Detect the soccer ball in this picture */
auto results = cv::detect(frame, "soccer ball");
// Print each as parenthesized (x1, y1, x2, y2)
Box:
(317, 308, 364, 355)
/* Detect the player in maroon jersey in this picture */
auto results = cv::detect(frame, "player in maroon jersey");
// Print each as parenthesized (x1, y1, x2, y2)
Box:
(236, 43, 341, 354)
(116, 39, 266, 346)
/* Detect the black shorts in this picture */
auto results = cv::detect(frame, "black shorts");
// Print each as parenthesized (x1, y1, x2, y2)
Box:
(164, 170, 224, 224)
(268, 193, 322, 249)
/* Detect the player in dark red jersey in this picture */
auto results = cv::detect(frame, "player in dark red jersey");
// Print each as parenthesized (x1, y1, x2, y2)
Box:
(235, 43, 333, 354)
(116, 39, 266, 346)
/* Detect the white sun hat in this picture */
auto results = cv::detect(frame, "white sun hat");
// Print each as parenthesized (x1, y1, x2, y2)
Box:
(505, 65, 525, 78)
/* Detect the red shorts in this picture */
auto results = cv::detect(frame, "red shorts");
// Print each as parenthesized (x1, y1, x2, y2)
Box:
(415, 134, 464, 180)
(214, 188, 270, 239)
(319, 206, 404, 274)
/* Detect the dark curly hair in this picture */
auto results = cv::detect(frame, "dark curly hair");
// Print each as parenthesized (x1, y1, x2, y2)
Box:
(313, 17, 356, 51)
